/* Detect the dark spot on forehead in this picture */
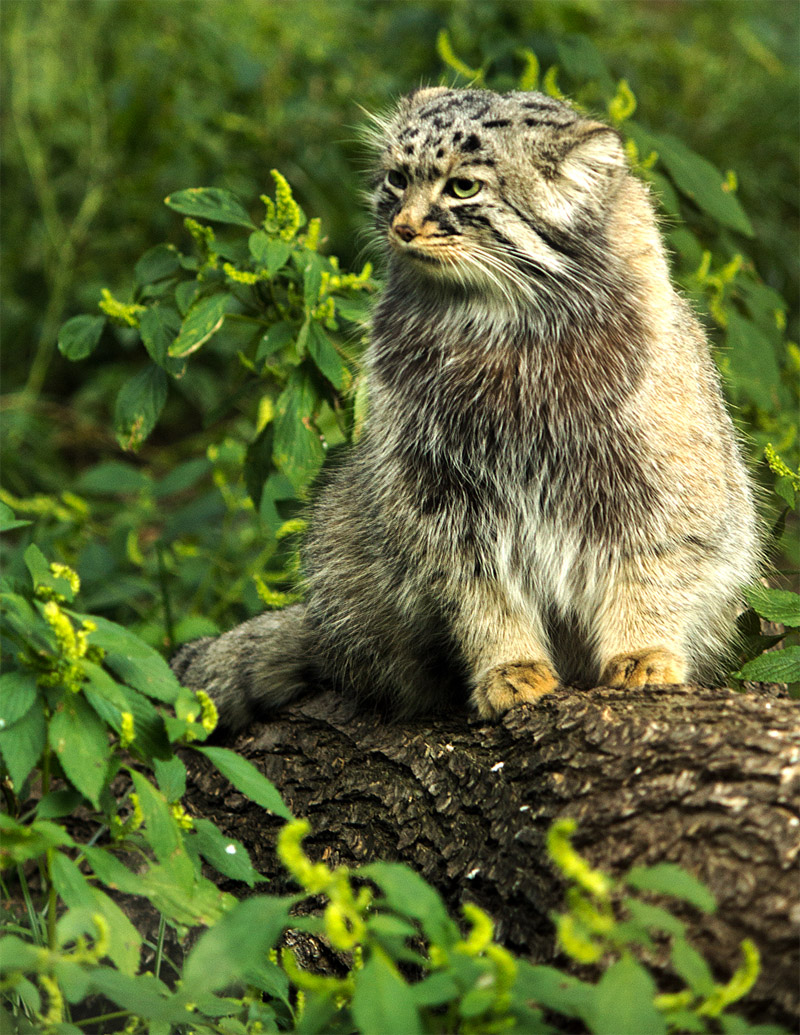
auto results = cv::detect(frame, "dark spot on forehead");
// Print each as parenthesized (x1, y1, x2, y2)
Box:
(451, 130, 463, 144)
(524, 116, 576, 129)
(482, 119, 511, 129)
(398, 126, 420, 140)
(404, 144, 415, 154)
(461, 133, 482, 153)
(435, 147, 445, 158)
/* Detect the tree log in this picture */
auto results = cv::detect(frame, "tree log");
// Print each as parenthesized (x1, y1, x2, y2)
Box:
(184, 685, 800, 1026)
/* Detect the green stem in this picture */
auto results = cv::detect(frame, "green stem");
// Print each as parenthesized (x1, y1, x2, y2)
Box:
(40, 742, 58, 951)
(154, 913, 167, 984)
(15, 864, 44, 947)
(156, 543, 175, 649)
(74, 1009, 131, 1029)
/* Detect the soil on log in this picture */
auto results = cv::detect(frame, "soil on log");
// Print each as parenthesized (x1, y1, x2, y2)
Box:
(183, 684, 800, 1027)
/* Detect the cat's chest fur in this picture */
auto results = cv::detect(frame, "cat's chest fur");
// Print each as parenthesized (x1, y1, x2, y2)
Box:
(369, 293, 654, 553)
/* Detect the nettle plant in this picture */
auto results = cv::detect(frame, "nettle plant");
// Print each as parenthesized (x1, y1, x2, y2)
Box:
(0, 542, 783, 1035)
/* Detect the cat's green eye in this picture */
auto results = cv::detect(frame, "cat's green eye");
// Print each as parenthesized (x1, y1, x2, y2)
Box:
(448, 178, 482, 199)
(386, 169, 407, 190)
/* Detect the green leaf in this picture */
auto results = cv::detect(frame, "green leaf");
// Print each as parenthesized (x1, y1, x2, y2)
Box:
(190, 818, 264, 887)
(623, 897, 687, 938)
(114, 363, 169, 451)
(303, 320, 347, 390)
(0, 501, 32, 533)
(194, 745, 293, 820)
(57, 314, 105, 361)
(256, 320, 296, 363)
(743, 585, 800, 627)
(86, 966, 181, 1023)
(359, 862, 459, 946)
(273, 370, 325, 491)
(75, 460, 150, 495)
(0, 671, 38, 728)
(592, 954, 667, 1035)
(182, 895, 294, 995)
(129, 769, 185, 867)
(50, 853, 141, 974)
(626, 863, 717, 912)
(408, 972, 460, 1007)
(351, 951, 423, 1035)
(36, 789, 84, 819)
(0, 935, 42, 974)
(249, 231, 292, 275)
(82, 614, 181, 703)
(735, 645, 800, 683)
(628, 125, 754, 236)
(170, 292, 231, 358)
(139, 305, 182, 370)
(513, 962, 596, 1021)
(165, 187, 255, 228)
(0, 700, 46, 789)
(0, 815, 74, 868)
(302, 254, 324, 308)
(154, 754, 187, 801)
(49, 693, 110, 807)
(724, 312, 782, 411)
(134, 244, 181, 289)
(24, 543, 76, 601)
(671, 937, 715, 996)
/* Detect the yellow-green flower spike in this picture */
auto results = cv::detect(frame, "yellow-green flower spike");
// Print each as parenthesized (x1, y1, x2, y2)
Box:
(98, 288, 146, 328)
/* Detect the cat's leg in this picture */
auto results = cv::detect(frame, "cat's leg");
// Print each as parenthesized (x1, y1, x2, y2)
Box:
(592, 552, 694, 689)
(449, 580, 558, 718)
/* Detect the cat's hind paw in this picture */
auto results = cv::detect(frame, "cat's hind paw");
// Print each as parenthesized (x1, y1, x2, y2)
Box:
(473, 661, 558, 719)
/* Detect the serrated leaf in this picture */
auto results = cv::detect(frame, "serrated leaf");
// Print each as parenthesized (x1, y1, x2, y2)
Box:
(626, 863, 716, 912)
(128, 770, 185, 869)
(592, 954, 667, 1035)
(628, 125, 753, 236)
(81, 614, 181, 703)
(0, 700, 46, 790)
(743, 585, 800, 627)
(50, 853, 141, 974)
(114, 364, 169, 451)
(351, 951, 423, 1035)
(304, 320, 348, 390)
(359, 862, 459, 946)
(36, 789, 84, 819)
(735, 645, 800, 683)
(0, 671, 38, 728)
(165, 187, 255, 228)
(57, 314, 105, 361)
(273, 371, 324, 491)
(191, 817, 264, 887)
(194, 745, 293, 819)
(169, 292, 230, 358)
(154, 755, 187, 801)
(49, 694, 110, 807)
(182, 895, 294, 995)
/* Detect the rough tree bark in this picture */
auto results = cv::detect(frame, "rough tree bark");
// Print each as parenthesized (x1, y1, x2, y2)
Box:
(184, 684, 800, 1027)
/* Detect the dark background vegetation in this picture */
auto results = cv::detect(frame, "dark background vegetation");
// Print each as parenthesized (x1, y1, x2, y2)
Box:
(1, 0, 798, 645)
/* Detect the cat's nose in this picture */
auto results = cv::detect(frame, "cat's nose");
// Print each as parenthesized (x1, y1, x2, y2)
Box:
(392, 222, 417, 242)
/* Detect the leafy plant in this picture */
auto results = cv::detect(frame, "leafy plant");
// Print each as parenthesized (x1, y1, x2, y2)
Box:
(0, 541, 785, 1032)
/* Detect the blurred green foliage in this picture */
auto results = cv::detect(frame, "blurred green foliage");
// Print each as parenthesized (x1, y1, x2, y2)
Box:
(1, 0, 798, 654)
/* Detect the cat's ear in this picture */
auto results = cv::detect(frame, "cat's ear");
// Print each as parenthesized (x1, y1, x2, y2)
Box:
(561, 125, 626, 192)
(406, 86, 451, 106)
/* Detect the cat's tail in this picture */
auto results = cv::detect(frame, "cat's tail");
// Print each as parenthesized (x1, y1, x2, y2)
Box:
(170, 604, 315, 734)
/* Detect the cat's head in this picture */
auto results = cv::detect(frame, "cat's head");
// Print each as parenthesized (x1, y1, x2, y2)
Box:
(370, 88, 630, 302)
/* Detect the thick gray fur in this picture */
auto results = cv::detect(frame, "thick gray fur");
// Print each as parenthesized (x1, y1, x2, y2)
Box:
(172, 88, 760, 731)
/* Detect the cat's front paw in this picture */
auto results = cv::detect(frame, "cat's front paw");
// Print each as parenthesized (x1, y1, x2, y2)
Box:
(600, 648, 687, 689)
(472, 661, 559, 719)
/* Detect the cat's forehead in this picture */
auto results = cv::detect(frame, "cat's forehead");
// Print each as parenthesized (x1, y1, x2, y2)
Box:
(387, 89, 580, 165)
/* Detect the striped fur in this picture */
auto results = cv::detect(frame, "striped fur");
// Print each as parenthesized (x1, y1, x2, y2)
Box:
(173, 88, 760, 730)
